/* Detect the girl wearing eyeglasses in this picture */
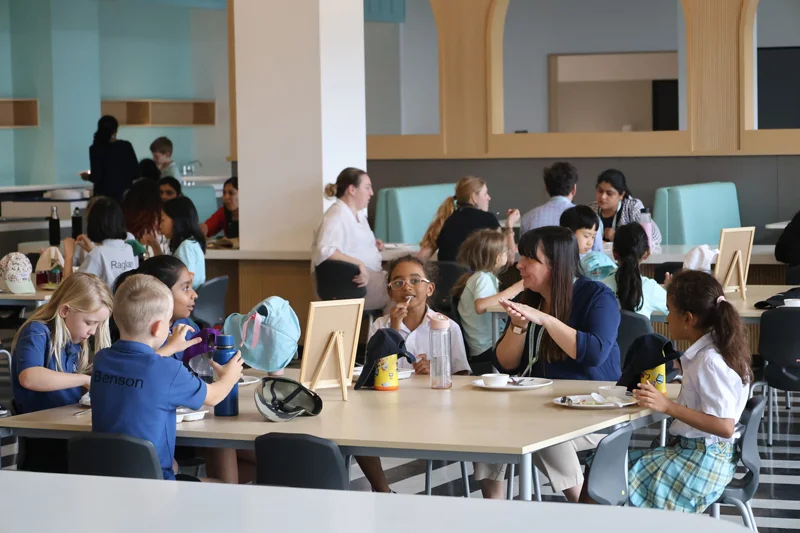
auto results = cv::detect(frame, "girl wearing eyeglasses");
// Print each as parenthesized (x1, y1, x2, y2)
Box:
(358, 255, 470, 493)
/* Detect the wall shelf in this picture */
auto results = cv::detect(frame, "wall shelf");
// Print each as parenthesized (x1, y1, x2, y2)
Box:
(0, 99, 39, 128)
(100, 99, 216, 127)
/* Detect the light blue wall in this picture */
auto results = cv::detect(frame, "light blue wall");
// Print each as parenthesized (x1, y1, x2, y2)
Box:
(51, 0, 100, 185)
(10, 0, 56, 185)
(99, 2, 196, 163)
(0, 0, 14, 185)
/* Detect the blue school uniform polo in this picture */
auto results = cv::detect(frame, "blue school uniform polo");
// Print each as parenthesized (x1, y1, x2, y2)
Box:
(12, 321, 83, 414)
(165, 317, 199, 362)
(91, 340, 207, 480)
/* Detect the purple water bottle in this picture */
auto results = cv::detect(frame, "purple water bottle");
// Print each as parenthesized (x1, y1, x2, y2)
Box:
(213, 334, 239, 416)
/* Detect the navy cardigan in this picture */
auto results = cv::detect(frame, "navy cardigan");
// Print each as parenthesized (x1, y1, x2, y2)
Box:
(492, 277, 621, 381)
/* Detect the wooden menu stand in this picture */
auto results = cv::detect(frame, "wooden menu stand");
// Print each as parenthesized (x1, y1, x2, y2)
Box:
(714, 227, 755, 301)
(310, 331, 348, 401)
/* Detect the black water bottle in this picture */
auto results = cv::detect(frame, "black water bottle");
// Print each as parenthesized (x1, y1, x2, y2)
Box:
(71, 207, 82, 239)
(48, 206, 60, 246)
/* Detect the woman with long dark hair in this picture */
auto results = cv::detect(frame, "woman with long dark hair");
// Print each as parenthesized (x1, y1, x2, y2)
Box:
(84, 115, 138, 203)
(590, 169, 661, 245)
(201, 176, 239, 239)
(479, 227, 621, 501)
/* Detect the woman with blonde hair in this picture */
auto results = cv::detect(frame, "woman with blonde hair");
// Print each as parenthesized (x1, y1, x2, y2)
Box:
(418, 176, 519, 262)
(11, 272, 114, 473)
(311, 167, 388, 311)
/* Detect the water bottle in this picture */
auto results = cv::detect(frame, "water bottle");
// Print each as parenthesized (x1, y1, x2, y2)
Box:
(212, 334, 239, 416)
(48, 206, 60, 246)
(639, 208, 654, 252)
(71, 207, 82, 240)
(429, 314, 452, 389)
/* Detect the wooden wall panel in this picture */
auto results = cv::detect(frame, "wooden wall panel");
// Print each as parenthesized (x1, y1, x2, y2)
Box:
(238, 260, 314, 336)
(429, 0, 495, 158)
(682, 0, 743, 153)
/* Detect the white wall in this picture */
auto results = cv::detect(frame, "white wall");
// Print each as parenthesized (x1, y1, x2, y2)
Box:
(757, 0, 800, 47)
(190, 8, 230, 177)
(503, 0, 680, 133)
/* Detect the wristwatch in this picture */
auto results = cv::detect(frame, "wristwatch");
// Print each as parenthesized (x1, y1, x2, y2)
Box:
(511, 324, 526, 335)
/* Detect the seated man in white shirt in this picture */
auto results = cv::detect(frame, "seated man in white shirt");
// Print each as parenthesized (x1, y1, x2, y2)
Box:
(519, 162, 602, 252)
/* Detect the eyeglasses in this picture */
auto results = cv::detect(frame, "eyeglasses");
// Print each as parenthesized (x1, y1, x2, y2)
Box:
(388, 278, 431, 290)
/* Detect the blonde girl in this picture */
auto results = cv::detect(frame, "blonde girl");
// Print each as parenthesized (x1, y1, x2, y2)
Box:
(418, 176, 519, 263)
(12, 272, 113, 473)
(453, 229, 524, 371)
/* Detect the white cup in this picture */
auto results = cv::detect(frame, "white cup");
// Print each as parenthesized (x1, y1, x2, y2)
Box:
(482, 373, 509, 387)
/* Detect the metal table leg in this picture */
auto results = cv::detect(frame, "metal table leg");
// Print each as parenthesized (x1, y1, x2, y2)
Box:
(518, 453, 533, 501)
(506, 464, 515, 500)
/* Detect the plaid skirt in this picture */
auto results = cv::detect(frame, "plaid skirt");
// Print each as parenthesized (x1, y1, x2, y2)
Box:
(628, 437, 737, 513)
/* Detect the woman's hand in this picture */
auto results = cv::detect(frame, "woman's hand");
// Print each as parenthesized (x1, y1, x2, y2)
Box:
(141, 233, 161, 255)
(505, 209, 521, 229)
(75, 235, 94, 253)
(413, 355, 430, 375)
(389, 301, 409, 330)
(375, 239, 385, 251)
(499, 299, 548, 326)
(603, 227, 615, 242)
(352, 263, 369, 288)
(633, 382, 671, 413)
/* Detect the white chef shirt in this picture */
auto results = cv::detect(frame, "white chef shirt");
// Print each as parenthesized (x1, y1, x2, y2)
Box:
(669, 332, 748, 444)
(368, 306, 471, 375)
(311, 200, 382, 272)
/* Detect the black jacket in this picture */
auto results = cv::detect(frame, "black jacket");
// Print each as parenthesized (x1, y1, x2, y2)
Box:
(89, 140, 138, 203)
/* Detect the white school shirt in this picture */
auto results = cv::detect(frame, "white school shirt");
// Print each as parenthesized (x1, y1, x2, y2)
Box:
(80, 239, 138, 288)
(368, 307, 471, 375)
(669, 332, 748, 444)
(311, 200, 382, 272)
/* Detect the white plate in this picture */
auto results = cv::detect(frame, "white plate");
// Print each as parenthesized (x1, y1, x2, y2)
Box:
(239, 375, 260, 386)
(176, 408, 209, 423)
(352, 366, 413, 380)
(79, 392, 91, 407)
(552, 394, 637, 409)
(471, 377, 553, 391)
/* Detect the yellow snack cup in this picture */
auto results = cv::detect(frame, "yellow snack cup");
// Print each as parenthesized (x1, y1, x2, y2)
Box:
(374, 354, 399, 391)
(641, 363, 667, 394)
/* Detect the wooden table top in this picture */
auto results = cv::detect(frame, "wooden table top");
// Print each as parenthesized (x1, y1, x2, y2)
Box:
(0, 372, 676, 456)
(487, 284, 791, 320)
(0, 290, 52, 302)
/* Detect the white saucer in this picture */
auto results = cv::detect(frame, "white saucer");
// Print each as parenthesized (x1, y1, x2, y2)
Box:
(471, 377, 553, 391)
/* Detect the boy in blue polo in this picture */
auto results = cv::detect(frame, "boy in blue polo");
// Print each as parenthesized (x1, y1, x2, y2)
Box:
(92, 274, 243, 480)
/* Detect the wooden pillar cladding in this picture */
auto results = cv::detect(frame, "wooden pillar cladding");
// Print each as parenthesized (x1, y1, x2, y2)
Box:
(682, 0, 745, 153)
(227, 0, 238, 161)
(430, 0, 497, 157)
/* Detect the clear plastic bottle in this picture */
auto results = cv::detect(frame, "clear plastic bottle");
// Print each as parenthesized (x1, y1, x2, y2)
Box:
(429, 313, 452, 389)
(639, 207, 654, 251)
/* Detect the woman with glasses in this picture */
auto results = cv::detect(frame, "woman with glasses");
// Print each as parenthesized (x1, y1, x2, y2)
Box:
(357, 255, 470, 493)
(312, 167, 387, 310)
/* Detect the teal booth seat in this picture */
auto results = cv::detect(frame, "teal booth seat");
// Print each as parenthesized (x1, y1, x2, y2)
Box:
(182, 185, 219, 224)
(653, 182, 741, 245)
(373, 183, 456, 244)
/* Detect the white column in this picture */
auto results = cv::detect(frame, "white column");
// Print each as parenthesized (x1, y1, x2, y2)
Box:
(233, 0, 367, 252)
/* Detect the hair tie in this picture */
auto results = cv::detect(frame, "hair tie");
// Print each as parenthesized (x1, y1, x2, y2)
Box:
(716, 295, 726, 305)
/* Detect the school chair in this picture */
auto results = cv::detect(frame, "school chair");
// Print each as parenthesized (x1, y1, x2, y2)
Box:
(191, 275, 229, 329)
(584, 422, 636, 505)
(431, 261, 470, 320)
(255, 433, 349, 490)
(708, 396, 765, 532)
(182, 185, 218, 223)
(315, 260, 366, 301)
(68, 434, 162, 480)
(617, 311, 653, 367)
(750, 308, 800, 445)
